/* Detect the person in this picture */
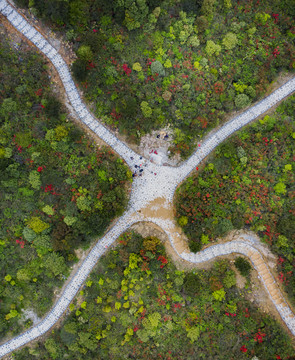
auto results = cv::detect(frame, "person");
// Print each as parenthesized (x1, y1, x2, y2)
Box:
(164, 134, 169, 140)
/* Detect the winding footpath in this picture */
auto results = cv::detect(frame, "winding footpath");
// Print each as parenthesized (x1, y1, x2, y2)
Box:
(0, 0, 295, 356)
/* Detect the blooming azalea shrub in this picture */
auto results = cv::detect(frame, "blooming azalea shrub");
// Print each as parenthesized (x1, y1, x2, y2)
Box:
(14, 232, 294, 359)
(18, 0, 295, 158)
(0, 35, 130, 339)
(175, 95, 295, 304)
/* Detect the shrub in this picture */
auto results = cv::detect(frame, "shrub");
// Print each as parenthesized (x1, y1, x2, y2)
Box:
(119, 96, 138, 118)
(234, 94, 250, 109)
(22, 226, 37, 242)
(235, 257, 252, 277)
(140, 101, 153, 118)
(150, 60, 165, 76)
(223, 270, 236, 288)
(163, 59, 171, 68)
(246, 86, 256, 98)
(212, 288, 226, 301)
(162, 90, 172, 101)
(189, 240, 202, 253)
(188, 35, 200, 48)
(28, 170, 41, 189)
(143, 236, 160, 252)
(216, 218, 233, 236)
(132, 62, 142, 72)
(274, 182, 287, 195)
(201, 0, 216, 17)
(222, 32, 238, 50)
(205, 40, 221, 56)
(55, 125, 69, 140)
(72, 59, 88, 81)
(183, 272, 201, 296)
(77, 45, 93, 61)
(195, 16, 208, 33)
(27, 216, 50, 233)
(14, 132, 32, 148)
(178, 216, 188, 227)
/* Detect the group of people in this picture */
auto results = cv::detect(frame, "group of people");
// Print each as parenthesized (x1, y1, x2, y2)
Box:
(156, 133, 169, 140)
(131, 157, 147, 177)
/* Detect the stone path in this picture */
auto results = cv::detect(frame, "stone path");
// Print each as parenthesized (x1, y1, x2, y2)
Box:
(0, 0, 295, 357)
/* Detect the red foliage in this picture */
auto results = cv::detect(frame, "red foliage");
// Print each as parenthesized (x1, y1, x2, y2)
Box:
(122, 63, 132, 75)
(240, 345, 247, 353)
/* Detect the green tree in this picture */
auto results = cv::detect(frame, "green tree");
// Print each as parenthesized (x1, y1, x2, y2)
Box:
(77, 45, 93, 61)
(235, 257, 251, 277)
(0, 98, 17, 121)
(178, 216, 188, 227)
(72, 59, 88, 81)
(195, 16, 208, 33)
(27, 217, 50, 233)
(119, 0, 149, 31)
(183, 273, 201, 296)
(44, 338, 59, 360)
(28, 170, 41, 190)
(205, 40, 221, 56)
(186, 326, 200, 342)
(78, 332, 97, 351)
(44, 252, 67, 277)
(222, 32, 238, 50)
(223, 270, 236, 288)
(234, 94, 250, 109)
(212, 288, 226, 301)
(150, 60, 165, 76)
(140, 101, 152, 118)
(201, 0, 216, 17)
(55, 125, 69, 140)
(274, 182, 287, 195)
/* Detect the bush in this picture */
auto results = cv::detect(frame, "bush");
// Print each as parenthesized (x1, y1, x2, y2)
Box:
(234, 94, 250, 109)
(140, 101, 153, 118)
(189, 240, 202, 253)
(222, 32, 238, 50)
(72, 59, 88, 82)
(150, 60, 165, 76)
(77, 45, 93, 62)
(183, 272, 201, 296)
(188, 35, 200, 48)
(195, 16, 208, 33)
(143, 236, 160, 252)
(178, 216, 188, 227)
(205, 40, 221, 56)
(119, 96, 138, 118)
(235, 257, 252, 277)
(216, 218, 233, 236)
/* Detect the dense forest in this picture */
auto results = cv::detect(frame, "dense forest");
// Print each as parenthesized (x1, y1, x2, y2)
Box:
(15, 0, 295, 158)
(13, 231, 295, 359)
(0, 0, 294, 357)
(176, 95, 295, 305)
(0, 35, 131, 339)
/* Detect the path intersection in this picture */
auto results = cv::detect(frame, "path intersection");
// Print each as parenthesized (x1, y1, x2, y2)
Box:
(0, 0, 295, 357)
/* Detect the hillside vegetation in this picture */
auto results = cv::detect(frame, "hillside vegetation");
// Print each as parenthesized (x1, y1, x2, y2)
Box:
(16, 0, 295, 158)
(0, 35, 131, 338)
